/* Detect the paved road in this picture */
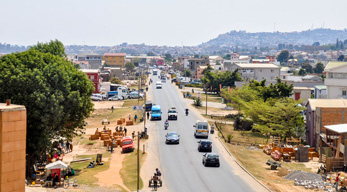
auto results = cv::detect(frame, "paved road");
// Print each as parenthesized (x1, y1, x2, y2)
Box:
(150, 74, 255, 192)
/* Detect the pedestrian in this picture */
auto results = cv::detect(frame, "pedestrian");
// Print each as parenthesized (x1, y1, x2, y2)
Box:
(192, 89, 194, 93)
(183, 92, 186, 98)
(115, 126, 119, 132)
(134, 114, 138, 122)
(110, 139, 114, 153)
(66, 140, 70, 153)
(336, 173, 340, 191)
(124, 127, 127, 136)
(147, 112, 150, 120)
(111, 106, 114, 113)
(70, 141, 73, 152)
(129, 114, 131, 121)
(146, 87, 148, 92)
(132, 131, 135, 140)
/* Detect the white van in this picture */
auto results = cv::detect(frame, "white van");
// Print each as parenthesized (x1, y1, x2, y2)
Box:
(193, 120, 209, 138)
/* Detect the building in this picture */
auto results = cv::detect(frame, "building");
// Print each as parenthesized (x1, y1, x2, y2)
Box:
(314, 85, 327, 99)
(188, 56, 209, 78)
(75, 53, 103, 69)
(291, 87, 312, 105)
(0, 101, 27, 192)
(324, 61, 347, 99)
(251, 59, 270, 63)
(103, 53, 126, 68)
(196, 65, 209, 80)
(266, 55, 276, 62)
(80, 69, 101, 93)
(305, 99, 347, 147)
(225, 63, 280, 84)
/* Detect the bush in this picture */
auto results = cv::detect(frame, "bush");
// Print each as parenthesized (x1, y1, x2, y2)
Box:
(194, 98, 202, 107)
(227, 134, 233, 143)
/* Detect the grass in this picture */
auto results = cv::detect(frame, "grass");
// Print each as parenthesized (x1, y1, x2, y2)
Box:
(120, 149, 147, 191)
(69, 153, 111, 187)
(184, 91, 222, 102)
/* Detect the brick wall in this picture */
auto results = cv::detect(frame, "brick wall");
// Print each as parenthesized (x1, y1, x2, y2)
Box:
(316, 107, 347, 133)
(0, 103, 26, 192)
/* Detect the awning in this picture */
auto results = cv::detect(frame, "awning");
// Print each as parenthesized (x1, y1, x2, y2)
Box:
(324, 124, 347, 134)
(45, 161, 68, 170)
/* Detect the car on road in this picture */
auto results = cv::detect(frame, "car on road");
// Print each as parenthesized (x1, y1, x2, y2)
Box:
(202, 153, 220, 167)
(168, 107, 178, 120)
(193, 120, 209, 138)
(198, 140, 212, 152)
(156, 81, 162, 89)
(165, 131, 180, 144)
(91, 94, 103, 101)
(128, 91, 144, 99)
(108, 95, 121, 101)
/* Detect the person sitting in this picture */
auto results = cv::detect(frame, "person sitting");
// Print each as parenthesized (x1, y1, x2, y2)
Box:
(87, 161, 95, 168)
(153, 173, 159, 191)
(43, 174, 53, 187)
(156, 168, 162, 179)
(53, 174, 59, 188)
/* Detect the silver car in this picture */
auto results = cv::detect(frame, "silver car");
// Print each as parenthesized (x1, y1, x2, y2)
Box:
(165, 132, 180, 144)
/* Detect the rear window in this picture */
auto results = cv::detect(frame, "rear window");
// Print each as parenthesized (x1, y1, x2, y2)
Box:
(198, 124, 208, 129)
(201, 141, 211, 145)
(207, 154, 219, 159)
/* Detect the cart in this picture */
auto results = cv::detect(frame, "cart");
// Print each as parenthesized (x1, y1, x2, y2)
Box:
(102, 118, 110, 125)
(266, 159, 281, 170)
(148, 177, 162, 188)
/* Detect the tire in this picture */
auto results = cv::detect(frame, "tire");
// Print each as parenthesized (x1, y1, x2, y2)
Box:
(216, 163, 220, 167)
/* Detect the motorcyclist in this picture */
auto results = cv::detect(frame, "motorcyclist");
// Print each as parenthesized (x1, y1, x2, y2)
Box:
(185, 108, 189, 116)
(164, 120, 169, 129)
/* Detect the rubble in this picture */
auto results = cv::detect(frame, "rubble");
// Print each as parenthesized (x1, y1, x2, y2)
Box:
(285, 170, 323, 182)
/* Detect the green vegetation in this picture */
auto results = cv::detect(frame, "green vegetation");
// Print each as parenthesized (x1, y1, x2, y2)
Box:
(314, 62, 324, 74)
(201, 69, 242, 95)
(0, 40, 94, 176)
(125, 62, 135, 72)
(120, 149, 146, 191)
(110, 77, 122, 84)
(184, 69, 192, 77)
(193, 98, 202, 107)
(277, 50, 289, 63)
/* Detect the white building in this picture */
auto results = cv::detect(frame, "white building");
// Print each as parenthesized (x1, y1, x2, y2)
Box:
(225, 63, 280, 84)
(324, 62, 347, 99)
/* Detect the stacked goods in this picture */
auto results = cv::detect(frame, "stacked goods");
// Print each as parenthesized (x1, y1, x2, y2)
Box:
(120, 118, 125, 123)
(271, 150, 282, 161)
(104, 140, 111, 146)
(89, 135, 99, 140)
(117, 120, 123, 125)
(106, 130, 112, 136)
(126, 121, 133, 126)
(101, 134, 109, 140)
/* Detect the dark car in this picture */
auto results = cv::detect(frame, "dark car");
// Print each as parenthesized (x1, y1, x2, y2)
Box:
(198, 140, 212, 152)
(202, 153, 220, 167)
(165, 132, 180, 144)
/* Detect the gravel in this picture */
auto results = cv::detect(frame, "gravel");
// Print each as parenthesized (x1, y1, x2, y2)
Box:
(284, 170, 323, 182)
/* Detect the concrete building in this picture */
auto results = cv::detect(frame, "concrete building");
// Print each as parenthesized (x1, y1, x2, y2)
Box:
(291, 87, 312, 105)
(305, 99, 347, 147)
(314, 85, 327, 99)
(75, 53, 102, 69)
(103, 53, 126, 68)
(324, 62, 347, 99)
(0, 101, 26, 192)
(188, 56, 209, 78)
(80, 69, 101, 93)
(225, 63, 280, 84)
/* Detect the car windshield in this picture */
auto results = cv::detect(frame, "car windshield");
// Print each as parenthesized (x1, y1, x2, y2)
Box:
(123, 141, 132, 145)
(207, 154, 219, 159)
(152, 110, 160, 114)
(168, 110, 176, 113)
(167, 133, 178, 137)
(201, 141, 211, 145)
(198, 124, 208, 129)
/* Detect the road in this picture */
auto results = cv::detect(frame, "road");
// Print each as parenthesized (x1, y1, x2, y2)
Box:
(149, 74, 256, 192)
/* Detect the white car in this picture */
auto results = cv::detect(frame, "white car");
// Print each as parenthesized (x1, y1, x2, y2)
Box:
(108, 95, 121, 101)
(91, 94, 102, 101)
(128, 91, 144, 99)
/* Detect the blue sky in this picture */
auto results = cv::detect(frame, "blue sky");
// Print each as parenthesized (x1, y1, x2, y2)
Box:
(1, 0, 346, 46)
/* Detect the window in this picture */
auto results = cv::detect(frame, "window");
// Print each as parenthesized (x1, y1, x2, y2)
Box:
(86, 57, 89, 60)
(90, 75, 94, 80)
(343, 91, 347, 96)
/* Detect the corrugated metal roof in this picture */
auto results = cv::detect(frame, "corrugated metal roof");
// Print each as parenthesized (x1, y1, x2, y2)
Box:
(324, 61, 347, 70)
(307, 99, 347, 110)
(236, 63, 279, 68)
(315, 85, 327, 90)
(324, 124, 347, 134)
(104, 53, 126, 57)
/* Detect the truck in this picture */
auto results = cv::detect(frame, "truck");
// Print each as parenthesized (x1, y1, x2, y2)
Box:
(193, 120, 209, 138)
(108, 86, 128, 100)
(168, 107, 178, 120)
(151, 105, 162, 120)
(153, 69, 158, 75)
(145, 100, 153, 111)
(121, 136, 134, 153)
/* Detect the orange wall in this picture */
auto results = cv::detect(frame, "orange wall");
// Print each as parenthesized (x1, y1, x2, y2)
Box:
(103, 56, 125, 68)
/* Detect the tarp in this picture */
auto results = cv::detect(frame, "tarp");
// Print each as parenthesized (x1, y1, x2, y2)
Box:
(45, 161, 68, 170)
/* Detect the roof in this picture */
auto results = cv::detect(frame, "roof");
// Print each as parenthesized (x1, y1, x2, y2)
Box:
(236, 63, 279, 69)
(104, 53, 126, 57)
(324, 124, 347, 134)
(79, 69, 99, 73)
(307, 99, 347, 110)
(78, 53, 101, 57)
(45, 161, 68, 170)
(281, 67, 290, 72)
(315, 85, 327, 90)
(324, 61, 347, 70)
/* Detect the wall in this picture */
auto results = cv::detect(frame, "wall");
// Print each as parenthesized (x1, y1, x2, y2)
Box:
(0, 103, 26, 192)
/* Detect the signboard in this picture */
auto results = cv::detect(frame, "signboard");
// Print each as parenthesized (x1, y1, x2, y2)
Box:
(198, 92, 201, 99)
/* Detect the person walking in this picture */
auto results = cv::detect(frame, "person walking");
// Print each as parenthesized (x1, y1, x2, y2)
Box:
(147, 112, 150, 120)
(134, 114, 138, 122)
(70, 141, 73, 152)
(192, 89, 194, 93)
(66, 140, 70, 153)
(111, 106, 114, 113)
(183, 92, 186, 98)
(336, 173, 340, 191)
(129, 114, 131, 121)
(124, 127, 127, 136)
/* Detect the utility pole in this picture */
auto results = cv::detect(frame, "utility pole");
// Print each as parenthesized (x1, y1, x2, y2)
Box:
(138, 70, 140, 106)
(143, 92, 146, 132)
(205, 84, 208, 115)
(137, 131, 140, 191)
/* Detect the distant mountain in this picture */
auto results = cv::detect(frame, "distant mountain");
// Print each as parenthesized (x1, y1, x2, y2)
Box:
(200, 28, 347, 48)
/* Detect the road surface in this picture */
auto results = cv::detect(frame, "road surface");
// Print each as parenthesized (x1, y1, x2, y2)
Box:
(149, 74, 257, 192)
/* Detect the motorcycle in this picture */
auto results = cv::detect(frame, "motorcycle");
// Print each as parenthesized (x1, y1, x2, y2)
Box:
(164, 123, 169, 130)
(185, 111, 189, 116)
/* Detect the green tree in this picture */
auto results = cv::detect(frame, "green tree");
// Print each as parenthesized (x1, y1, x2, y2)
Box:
(201, 69, 242, 95)
(248, 78, 293, 101)
(165, 53, 172, 62)
(147, 51, 155, 56)
(277, 50, 290, 63)
(301, 63, 313, 73)
(0, 41, 94, 176)
(125, 62, 135, 72)
(312, 42, 320, 46)
(202, 65, 213, 75)
(338, 55, 345, 61)
(184, 69, 192, 77)
(110, 77, 122, 84)
(298, 68, 307, 76)
(29, 39, 66, 58)
(314, 62, 324, 74)
(223, 54, 231, 60)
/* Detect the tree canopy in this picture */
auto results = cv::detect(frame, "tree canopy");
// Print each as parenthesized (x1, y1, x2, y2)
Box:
(184, 69, 192, 77)
(125, 62, 135, 72)
(277, 50, 289, 63)
(29, 39, 66, 58)
(338, 55, 345, 61)
(201, 69, 242, 94)
(165, 53, 172, 62)
(298, 68, 307, 76)
(314, 62, 324, 74)
(301, 63, 313, 73)
(0, 40, 94, 176)
(110, 77, 122, 84)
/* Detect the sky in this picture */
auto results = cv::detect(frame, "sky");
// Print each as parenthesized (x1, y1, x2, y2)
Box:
(1, 0, 347, 46)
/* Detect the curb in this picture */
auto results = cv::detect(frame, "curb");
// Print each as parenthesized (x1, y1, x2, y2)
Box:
(217, 137, 272, 192)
